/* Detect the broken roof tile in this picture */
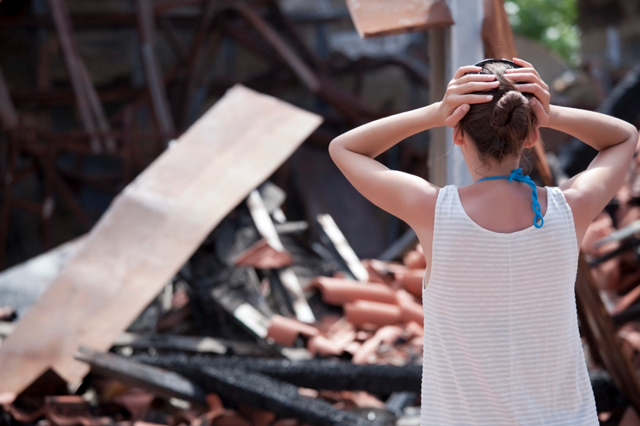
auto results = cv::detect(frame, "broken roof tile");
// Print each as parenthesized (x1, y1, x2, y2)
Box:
(232, 238, 294, 269)
(403, 249, 426, 270)
(308, 276, 397, 306)
(399, 268, 425, 299)
(266, 315, 319, 347)
(345, 300, 401, 327)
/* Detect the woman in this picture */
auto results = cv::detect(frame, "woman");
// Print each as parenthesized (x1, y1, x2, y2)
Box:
(329, 57, 639, 425)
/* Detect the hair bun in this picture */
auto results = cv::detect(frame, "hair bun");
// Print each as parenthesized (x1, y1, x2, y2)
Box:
(491, 90, 527, 127)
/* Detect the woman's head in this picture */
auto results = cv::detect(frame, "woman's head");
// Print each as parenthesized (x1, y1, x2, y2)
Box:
(456, 61, 537, 165)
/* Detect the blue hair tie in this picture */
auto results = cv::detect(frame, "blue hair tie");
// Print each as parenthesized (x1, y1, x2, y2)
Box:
(475, 168, 544, 228)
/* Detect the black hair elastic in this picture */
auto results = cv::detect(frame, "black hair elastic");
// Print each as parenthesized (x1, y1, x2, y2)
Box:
(473, 58, 523, 68)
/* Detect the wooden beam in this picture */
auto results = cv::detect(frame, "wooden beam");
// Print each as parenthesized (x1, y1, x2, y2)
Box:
(74, 346, 207, 406)
(0, 85, 322, 394)
(0, 67, 18, 130)
(136, 0, 176, 143)
(47, 0, 109, 153)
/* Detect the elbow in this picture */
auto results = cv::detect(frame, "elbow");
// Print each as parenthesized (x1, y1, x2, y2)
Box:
(625, 125, 639, 152)
(626, 123, 639, 142)
(328, 137, 343, 162)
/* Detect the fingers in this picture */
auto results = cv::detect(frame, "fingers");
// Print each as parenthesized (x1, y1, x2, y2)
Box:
(505, 67, 543, 82)
(512, 57, 533, 68)
(503, 72, 548, 90)
(513, 83, 550, 107)
(453, 73, 497, 85)
(444, 104, 470, 128)
(453, 94, 495, 105)
(529, 97, 550, 126)
(453, 65, 482, 79)
(450, 80, 500, 94)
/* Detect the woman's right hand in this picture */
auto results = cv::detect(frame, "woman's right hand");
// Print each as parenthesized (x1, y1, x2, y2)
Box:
(504, 58, 551, 127)
(437, 65, 500, 128)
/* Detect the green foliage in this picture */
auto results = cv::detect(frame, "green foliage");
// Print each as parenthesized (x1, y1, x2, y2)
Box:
(504, 0, 580, 66)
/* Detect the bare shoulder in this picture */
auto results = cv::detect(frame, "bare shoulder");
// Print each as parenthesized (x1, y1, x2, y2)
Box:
(409, 181, 440, 232)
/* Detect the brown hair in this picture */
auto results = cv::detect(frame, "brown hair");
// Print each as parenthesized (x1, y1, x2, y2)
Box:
(457, 62, 537, 164)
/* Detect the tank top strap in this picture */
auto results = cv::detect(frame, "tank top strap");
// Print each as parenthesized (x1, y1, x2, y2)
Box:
(545, 186, 580, 249)
(434, 184, 464, 222)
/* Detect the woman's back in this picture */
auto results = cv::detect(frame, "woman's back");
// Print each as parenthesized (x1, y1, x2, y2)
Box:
(420, 184, 599, 425)
(329, 57, 638, 425)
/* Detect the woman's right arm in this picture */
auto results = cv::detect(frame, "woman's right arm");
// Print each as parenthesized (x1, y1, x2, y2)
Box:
(546, 105, 638, 235)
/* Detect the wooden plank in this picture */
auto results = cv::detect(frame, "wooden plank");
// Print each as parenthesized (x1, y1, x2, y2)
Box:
(345, 0, 453, 38)
(246, 190, 315, 323)
(576, 257, 640, 412)
(0, 84, 322, 394)
(317, 214, 368, 281)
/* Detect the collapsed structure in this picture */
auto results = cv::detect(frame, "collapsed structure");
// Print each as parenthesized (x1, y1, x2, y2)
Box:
(0, 1, 640, 426)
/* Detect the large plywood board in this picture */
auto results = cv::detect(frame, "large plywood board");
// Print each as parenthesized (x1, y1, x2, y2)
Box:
(0, 85, 322, 394)
(345, 0, 454, 38)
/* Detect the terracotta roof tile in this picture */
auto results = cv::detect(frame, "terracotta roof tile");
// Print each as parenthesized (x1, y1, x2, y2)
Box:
(211, 411, 252, 426)
(266, 315, 319, 347)
(236, 403, 276, 426)
(307, 335, 344, 356)
(231, 238, 293, 269)
(344, 300, 401, 327)
(361, 259, 394, 285)
(112, 388, 155, 421)
(403, 249, 426, 269)
(352, 325, 403, 364)
(405, 321, 424, 339)
(396, 289, 423, 326)
(272, 419, 300, 426)
(308, 277, 397, 305)
(399, 268, 425, 299)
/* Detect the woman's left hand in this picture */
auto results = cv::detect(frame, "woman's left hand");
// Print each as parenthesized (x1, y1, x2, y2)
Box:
(437, 65, 500, 128)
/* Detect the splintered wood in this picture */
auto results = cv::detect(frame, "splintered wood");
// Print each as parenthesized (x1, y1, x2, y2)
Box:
(0, 85, 322, 394)
(345, 0, 454, 38)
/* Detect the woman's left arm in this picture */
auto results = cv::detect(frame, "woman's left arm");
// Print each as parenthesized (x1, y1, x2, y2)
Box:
(328, 66, 498, 229)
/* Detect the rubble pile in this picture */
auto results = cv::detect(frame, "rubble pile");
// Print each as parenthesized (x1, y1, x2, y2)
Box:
(581, 151, 640, 371)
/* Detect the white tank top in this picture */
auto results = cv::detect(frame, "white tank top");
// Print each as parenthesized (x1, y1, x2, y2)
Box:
(421, 184, 599, 426)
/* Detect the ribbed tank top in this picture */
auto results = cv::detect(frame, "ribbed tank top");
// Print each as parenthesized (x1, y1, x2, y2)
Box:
(420, 184, 599, 426)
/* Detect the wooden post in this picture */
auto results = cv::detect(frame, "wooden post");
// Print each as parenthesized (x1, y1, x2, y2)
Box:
(428, 27, 447, 187)
(444, 0, 484, 186)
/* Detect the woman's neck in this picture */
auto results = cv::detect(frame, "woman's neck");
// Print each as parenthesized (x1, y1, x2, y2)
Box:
(468, 158, 521, 182)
